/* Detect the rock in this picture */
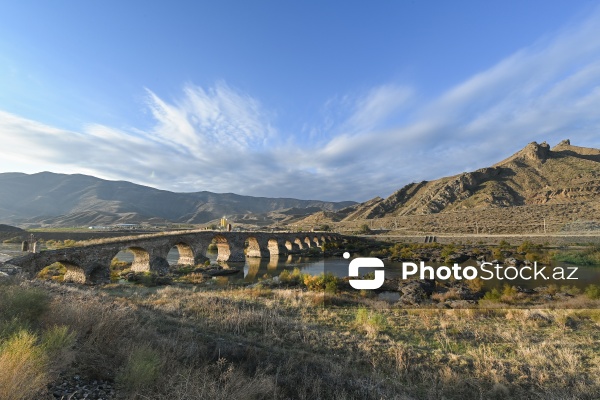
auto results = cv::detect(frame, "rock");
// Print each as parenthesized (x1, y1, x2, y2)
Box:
(399, 279, 435, 305)
(516, 286, 535, 294)
(446, 253, 470, 263)
(47, 375, 116, 400)
(445, 300, 476, 308)
(504, 257, 521, 266)
(205, 268, 241, 276)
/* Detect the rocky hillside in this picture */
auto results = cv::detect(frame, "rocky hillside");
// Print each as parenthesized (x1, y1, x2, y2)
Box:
(313, 140, 600, 223)
(0, 172, 355, 227)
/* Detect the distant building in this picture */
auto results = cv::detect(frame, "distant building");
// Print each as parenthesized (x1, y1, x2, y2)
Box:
(114, 224, 140, 230)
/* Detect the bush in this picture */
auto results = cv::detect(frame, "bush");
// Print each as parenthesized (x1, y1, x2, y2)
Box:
(354, 307, 387, 336)
(302, 273, 340, 291)
(553, 246, 600, 266)
(441, 244, 457, 262)
(37, 262, 66, 282)
(279, 269, 291, 283)
(585, 284, 600, 300)
(358, 224, 372, 234)
(0, 330, 50, 400)
(41, 325, 76, 355)
(45, 239, 78, 249)
(518, 240, 540, 253)
(0, 286, 49, 326)
(483, 288, 501, 301)
(117, 346, 161, 394)
(499, 240, 511, 250)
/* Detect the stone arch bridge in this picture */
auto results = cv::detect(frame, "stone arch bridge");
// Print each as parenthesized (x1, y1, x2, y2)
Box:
(7, 231, 342, 284)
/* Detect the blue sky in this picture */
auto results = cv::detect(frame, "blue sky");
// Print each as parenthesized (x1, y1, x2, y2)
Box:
(1, 1, 600, 201)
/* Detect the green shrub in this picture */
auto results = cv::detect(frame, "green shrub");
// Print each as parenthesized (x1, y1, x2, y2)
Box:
(517, 240, 540, 253)
(302, 272, 339, 291)
(41, 325, 75, 355)
(0, 286, 49, 325)
(117, 346, 161, 394)
(279, 269, 291, 283)
(585, 284, 600, 300)
(354, 307, 387, 335)
(0, 330, 50, 400)
(325, 281, 338, 294)
(498, 240, 511, 250)
(553, 246, 600, 266)
(483, 288, 501, 301)
(37, 262, 66, 282)
(441, 244, 457, 262)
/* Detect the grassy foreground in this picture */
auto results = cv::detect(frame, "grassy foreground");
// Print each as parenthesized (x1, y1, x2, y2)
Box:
(1, 277, 600, 399)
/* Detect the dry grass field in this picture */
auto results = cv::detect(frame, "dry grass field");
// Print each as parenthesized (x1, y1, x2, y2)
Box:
(1, 275, 600, 399)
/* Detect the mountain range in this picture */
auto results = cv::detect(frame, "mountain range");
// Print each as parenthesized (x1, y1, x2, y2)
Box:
(2, 139, 598, 232)
(0, 172, 355, 228)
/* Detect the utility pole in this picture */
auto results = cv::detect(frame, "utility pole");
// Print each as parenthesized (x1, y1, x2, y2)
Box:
(543, 217, 546, 234)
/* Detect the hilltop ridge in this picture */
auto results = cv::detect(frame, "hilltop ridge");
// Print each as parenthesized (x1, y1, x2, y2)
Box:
(299, 140, 600, 233)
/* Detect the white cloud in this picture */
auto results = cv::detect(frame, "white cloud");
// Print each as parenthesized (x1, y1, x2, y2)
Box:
(2, 8, 600, 202)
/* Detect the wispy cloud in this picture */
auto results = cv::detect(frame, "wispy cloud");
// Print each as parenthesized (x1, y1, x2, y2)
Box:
(2, 8, 600, 202)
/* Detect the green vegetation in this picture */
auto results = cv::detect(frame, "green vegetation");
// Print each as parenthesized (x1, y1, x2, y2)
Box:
(354, 307, 387, 336)
(585, 284, 600, 299)
(2, 236, 22, 244)
(116, 346, 161, 394)
(44, 239, 79, 249)
(0, 282, 74, 400)
(553, 245, 600, 265)
(36, 262, 66, 282)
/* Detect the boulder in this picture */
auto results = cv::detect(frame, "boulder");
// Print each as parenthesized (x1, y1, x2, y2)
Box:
(399, 279, 435, 305)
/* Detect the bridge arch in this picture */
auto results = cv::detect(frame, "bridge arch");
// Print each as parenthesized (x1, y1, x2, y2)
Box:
(169, 242, 196, 265)
(59, 261, 86, 284)
(213, 234, 245, 262)
(110, 246, 168, 274)
(245, 237, 264, 258)
(267, 238, 288, 256)
(88, 263, 110, 284)
(304, 237, 312, 248)
(294, 238, 305, 250)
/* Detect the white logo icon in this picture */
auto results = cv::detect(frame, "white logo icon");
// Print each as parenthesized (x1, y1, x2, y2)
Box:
(344, 253, 385, 290)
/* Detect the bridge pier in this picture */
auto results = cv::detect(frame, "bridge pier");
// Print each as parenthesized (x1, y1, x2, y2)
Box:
(267, 239, 288, 256)
(246, 237, 268, 258)
(215, 236, 246, 263)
